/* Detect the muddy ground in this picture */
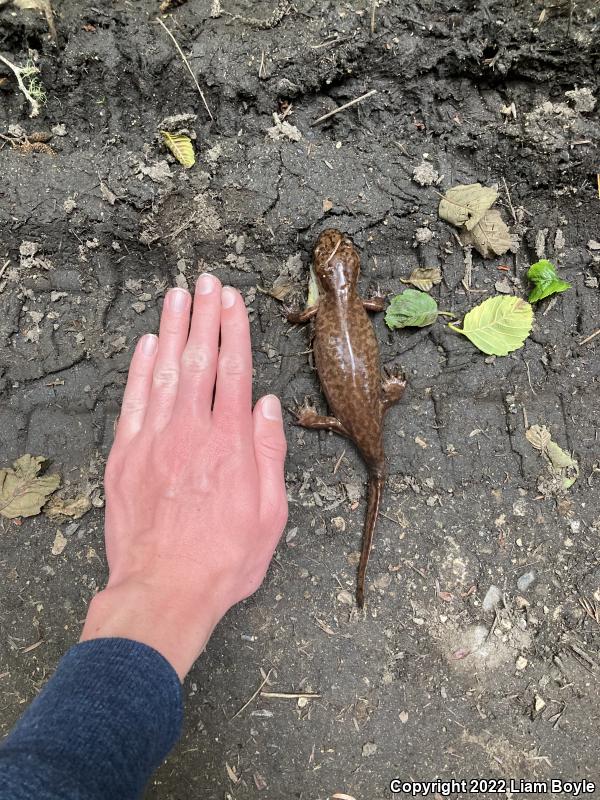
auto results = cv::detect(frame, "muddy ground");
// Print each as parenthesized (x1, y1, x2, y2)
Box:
(1, 1, 600, 798)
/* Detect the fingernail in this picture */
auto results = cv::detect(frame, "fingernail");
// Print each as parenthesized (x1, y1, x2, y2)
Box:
(197, 273, 216, 295)
(221, 286, 236, 309)
(141, 334, 158, 356)
(168, 288, 189, 313)
(262, 395, 282, 421)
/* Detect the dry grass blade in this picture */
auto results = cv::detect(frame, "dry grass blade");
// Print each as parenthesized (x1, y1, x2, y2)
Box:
(230, 668, 273, 719)
(311, 89, 377, 126)
(156, 17, 213, 120)
(260, 691, 321, 699)
(579, 596, 600, 624)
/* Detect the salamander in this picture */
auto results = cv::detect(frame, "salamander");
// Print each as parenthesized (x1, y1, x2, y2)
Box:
(287, 229, 406, 606)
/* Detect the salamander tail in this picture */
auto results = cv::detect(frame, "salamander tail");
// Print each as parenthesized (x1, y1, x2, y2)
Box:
(356, 474, 385, 608)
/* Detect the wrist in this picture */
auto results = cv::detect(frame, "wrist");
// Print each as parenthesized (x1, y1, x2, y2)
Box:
(80, 578, 224, 680)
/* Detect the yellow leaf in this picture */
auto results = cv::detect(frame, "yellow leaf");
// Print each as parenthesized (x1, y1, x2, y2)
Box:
(0, 455, 61, 519)
(448, 295, 533, 356)
(160, 131, 195, 168)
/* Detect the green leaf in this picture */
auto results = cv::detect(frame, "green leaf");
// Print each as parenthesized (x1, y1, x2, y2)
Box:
(0, 454, 61, 519)
(438, 183, 498, 231)
(527, 259, 571, 303)
(448, 295, 533, 356)
(160, 131, 195, 168)
(385, 289, 438, 329)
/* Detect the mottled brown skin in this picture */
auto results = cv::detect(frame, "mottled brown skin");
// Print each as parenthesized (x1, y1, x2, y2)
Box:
(287, 229, 406, 607)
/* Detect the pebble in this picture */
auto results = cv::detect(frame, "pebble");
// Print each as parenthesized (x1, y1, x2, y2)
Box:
(517, 570, 536, 592)
(516, 656, 528, 670)
(482, 584, 502, 612)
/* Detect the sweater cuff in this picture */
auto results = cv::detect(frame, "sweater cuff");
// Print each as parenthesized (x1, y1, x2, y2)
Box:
(0, 638, 183, 799)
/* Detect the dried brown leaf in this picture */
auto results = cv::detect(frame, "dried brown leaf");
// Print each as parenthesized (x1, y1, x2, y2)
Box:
(0, 455, 60, 519)
(400, 267, 442, 292)
(44, 493, 92, 520)
(526, 425, 551, 452)
(460, 209, 512, 258)
(438, 183, 497, 230)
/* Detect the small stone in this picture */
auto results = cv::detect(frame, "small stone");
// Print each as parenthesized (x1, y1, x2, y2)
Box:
(482, 584, 502, 612)
(517, 570, 536, 592)
(331, 516, 346, 532)
(534, 694, 546, 713)
(51, 123, 68, 136)
(131, 302, 146, 314)
(297, 696, 308, 709)
(362, 742, 377, 757)
(414, 227, 434, 244)
(494, 277, 512, 294)
(337, 590, 354, 605)
(515, 655, 528, 671)
(285, 527, 298, 544)
(51, 530, 68, 556)
(399, 711, 409, 724)
(412, 160, 440, 186)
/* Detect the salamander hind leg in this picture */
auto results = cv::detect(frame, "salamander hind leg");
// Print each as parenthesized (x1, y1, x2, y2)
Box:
(292, 398, 349, 437)
(381, 369, 407, 413)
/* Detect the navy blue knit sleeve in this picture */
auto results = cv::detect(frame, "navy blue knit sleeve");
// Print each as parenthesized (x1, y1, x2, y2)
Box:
(0, 638, 183, 800)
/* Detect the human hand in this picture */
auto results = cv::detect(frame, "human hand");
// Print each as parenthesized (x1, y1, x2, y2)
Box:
(81, 277, 288, 679)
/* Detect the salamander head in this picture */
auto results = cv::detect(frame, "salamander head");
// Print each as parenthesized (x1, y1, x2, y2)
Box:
(312, 229, 360, 294)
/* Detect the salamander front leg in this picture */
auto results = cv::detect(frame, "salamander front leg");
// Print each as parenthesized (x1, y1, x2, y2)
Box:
(362, 293, 386, 313)
(381, 370, 407, 414)
(284, 304, 319, 325)
(293, 398, 350, 438)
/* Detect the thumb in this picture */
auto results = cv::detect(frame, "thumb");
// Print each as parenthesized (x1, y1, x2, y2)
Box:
(253, 395, 288, 538)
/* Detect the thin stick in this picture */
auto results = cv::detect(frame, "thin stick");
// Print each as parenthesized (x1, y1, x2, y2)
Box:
(156, 17, 213, 120)
(311, 89, 377, 126)
(580, 328, 600, 346)
(502, 176, 517, 223)
(231, 668, 273, 719)
(370, 0, 377, 34)
(333, 447, 346, 474)
(260, 691, 321, 699)
(0, 55, 40, 117)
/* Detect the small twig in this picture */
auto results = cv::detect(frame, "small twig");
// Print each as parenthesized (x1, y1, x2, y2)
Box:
(155, 17, 213, 120)
(333, 447, 346, 474)
(0, 54, 41, 117)
(230, 668, 273, 719)
(502, 176, 517, 224)
(260, 691, 321, 700)
(370, 0, 377, 34)
(311, 89, 377, 126)
(525, 360, 537, 395)
(579, 328, 600, 346)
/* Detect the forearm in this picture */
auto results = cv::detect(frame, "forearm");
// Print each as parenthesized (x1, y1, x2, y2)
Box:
(0, 639, 182, 800)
